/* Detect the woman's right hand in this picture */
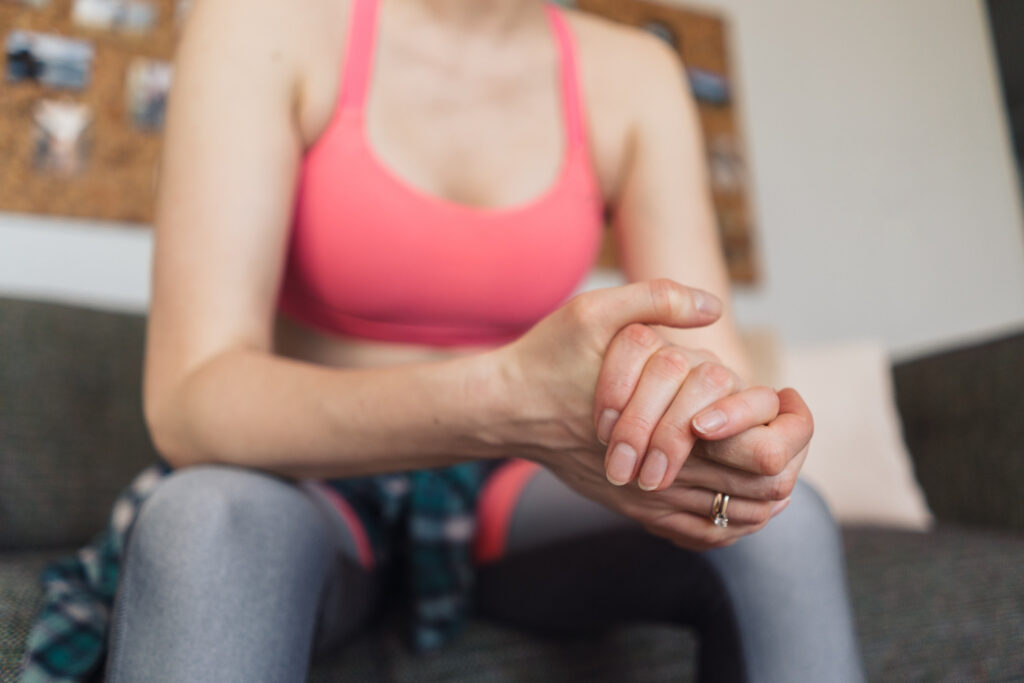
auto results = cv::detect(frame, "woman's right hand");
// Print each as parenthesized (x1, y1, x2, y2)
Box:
(499, 278, 804, 550)
(499, 279, 723, 463)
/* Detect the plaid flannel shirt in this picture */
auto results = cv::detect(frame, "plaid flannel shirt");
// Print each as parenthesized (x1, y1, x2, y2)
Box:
(20, 460, 494, 682)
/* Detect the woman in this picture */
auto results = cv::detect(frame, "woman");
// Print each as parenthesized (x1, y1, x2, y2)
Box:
(97, 0, 862, 680)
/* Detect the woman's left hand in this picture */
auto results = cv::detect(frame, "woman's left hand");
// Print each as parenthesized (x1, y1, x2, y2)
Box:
(594, 323, 813, 494)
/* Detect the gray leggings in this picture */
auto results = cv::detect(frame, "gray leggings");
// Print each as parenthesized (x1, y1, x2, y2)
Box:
(105, 465, 866, 682)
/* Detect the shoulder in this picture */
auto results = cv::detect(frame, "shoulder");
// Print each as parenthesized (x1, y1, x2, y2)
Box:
(560, 7, 686, 106)
(557, 7, 693, 201)
(176, 0, 347, 82)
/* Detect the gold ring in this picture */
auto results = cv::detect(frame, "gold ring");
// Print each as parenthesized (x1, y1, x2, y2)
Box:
(711, 492, 731, 528)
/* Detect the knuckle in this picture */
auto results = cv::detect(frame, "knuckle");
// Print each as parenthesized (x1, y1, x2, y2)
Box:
(699, 528, 723, 547)
(567, 293, 600, 327)
(766, 470, 796, 501)
(752, 501, 775, 524)
(754, 438, 788, 476)
(653, 346, 691, 377)
(621, 323, 661, 349)
(648, 278, 688, 319)
(683, 539, 715, 552)
(691, 347, 722, 364)
(652, 419, 690, 448)
(804, 411, 816, 440)
(618, 500, 643, 520)
(694, 361, 734, 392)
(614, 412, 655, 438)
(604, 373, 638, 397)
(643, 517, 674, 539)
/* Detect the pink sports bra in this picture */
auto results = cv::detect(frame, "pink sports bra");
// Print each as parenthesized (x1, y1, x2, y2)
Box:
(276, 0, 604, 347)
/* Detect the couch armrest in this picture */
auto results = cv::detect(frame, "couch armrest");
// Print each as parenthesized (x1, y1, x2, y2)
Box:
(893, 329, 1024, 531)
(0, 297, 158, 550)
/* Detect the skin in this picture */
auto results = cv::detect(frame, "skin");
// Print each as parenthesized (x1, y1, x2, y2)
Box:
(144, 0, 812, 552)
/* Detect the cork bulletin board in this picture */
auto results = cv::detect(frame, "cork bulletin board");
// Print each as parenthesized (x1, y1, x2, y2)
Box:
(572, 0, 759, 283)
(2, 0, 757, 282)
(0, 0, 183, 223)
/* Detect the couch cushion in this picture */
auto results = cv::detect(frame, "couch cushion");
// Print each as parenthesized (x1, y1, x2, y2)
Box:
(310, 619, 699, 682)
(780, 340, 933, 530)
(842, 523, 1024, 682)
(3, 525, 1023, 682)
(0, 550, 62, 681)
(0, 297, 158, 551)
(893, 329, 1024, 530)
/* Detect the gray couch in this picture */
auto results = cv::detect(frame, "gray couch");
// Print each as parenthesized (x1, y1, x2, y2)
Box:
(2, 295, 1023, 682)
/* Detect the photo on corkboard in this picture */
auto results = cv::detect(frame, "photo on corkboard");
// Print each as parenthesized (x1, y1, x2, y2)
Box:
(5, 30, 94, 90)
(71, 0, 158, 33)
(1, 0, 52, 7)
(174, 0, 192, 26)
(125, 57, 172, 131)
(32, 98, 93, 176)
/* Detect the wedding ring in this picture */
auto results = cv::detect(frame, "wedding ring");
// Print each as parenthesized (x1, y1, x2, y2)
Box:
(711, 492, 731, 528)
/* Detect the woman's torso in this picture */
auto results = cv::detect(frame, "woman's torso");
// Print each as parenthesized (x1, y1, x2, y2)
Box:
(272, 0, 636, 369)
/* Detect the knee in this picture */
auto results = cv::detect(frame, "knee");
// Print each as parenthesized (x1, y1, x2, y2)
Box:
(126, 465, 329, 580)
(704, 478, 846, 579)
(765, 477, 843, 552)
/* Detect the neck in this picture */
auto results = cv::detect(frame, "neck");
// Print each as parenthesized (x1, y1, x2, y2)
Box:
(394, 0, 541, 35)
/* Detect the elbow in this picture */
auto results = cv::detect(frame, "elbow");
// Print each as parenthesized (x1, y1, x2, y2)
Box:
(144, 396, 201, 470)
(143, 377, 219, 470)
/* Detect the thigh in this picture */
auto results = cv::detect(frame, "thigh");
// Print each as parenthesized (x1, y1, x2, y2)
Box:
(701, 478, 866, 683)
(106, 466, 380, 682)
(472, 462, 731, 630)
(301, 480, 383, 656)
(473, 463, 745, 680)
(473, 459, 637, 565)
(473, 465, 864, 683)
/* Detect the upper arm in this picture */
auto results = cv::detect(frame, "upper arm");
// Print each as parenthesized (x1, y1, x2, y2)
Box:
(609, 33, 752, 380)
(144, 0, 308, 424)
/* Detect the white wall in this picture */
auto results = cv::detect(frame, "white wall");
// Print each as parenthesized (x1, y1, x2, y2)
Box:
(2, 0, 1023, 358)
(678, 0, 1024, 357)
(0, 212, 151, 312)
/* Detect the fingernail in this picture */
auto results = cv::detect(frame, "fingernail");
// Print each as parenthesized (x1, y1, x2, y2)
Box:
(694, 291, 721, 316)
(606, 443, 637, 486)
(693, 409, 727, 434)
(597, 409, 619, 445)
(637, 449, 668, 491)
(770, 497, 792, 518)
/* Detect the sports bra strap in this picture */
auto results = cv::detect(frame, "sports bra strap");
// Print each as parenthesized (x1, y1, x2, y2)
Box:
(339, 0, 588, 148)
(543, 4, 589, 148)
(338, 0, 381, 112)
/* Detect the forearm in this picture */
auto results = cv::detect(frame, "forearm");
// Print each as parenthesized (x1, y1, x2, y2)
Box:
(148, 347, 519, 478)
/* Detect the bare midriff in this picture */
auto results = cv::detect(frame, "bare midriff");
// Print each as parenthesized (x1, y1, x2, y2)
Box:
(272, 312, 485, 370)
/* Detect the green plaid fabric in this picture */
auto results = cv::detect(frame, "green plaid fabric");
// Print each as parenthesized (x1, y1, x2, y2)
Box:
(19, 460, 497, 682)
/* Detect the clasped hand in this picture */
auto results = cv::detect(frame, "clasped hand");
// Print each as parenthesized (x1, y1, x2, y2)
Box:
(504, 279, 813, 551)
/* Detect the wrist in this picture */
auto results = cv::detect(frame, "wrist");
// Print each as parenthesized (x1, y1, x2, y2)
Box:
(453, 346, 526, 460)
(471, 344, 582, 468)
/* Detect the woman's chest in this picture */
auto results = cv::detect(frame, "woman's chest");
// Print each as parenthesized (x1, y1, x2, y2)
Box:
(291, 3, 630, 210)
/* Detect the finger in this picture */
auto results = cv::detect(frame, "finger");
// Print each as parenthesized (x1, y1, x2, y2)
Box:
(697, 388, 814, 476)
(671, 450, 802, 502)
(637, 361, 741, 492)
(690, 386, 781, 441)
(644, 486, 781, 527)
(642, 501, 782, 552)
(592, 324, 665, 445)
(573, 279, 722, 341)
(604, 346, 692, 485)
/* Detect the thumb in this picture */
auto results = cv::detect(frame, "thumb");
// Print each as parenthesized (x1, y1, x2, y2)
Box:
(575, 278, 722, 339)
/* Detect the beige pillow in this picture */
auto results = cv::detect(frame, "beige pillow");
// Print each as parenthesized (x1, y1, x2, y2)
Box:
(778, 340, 933, 530)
